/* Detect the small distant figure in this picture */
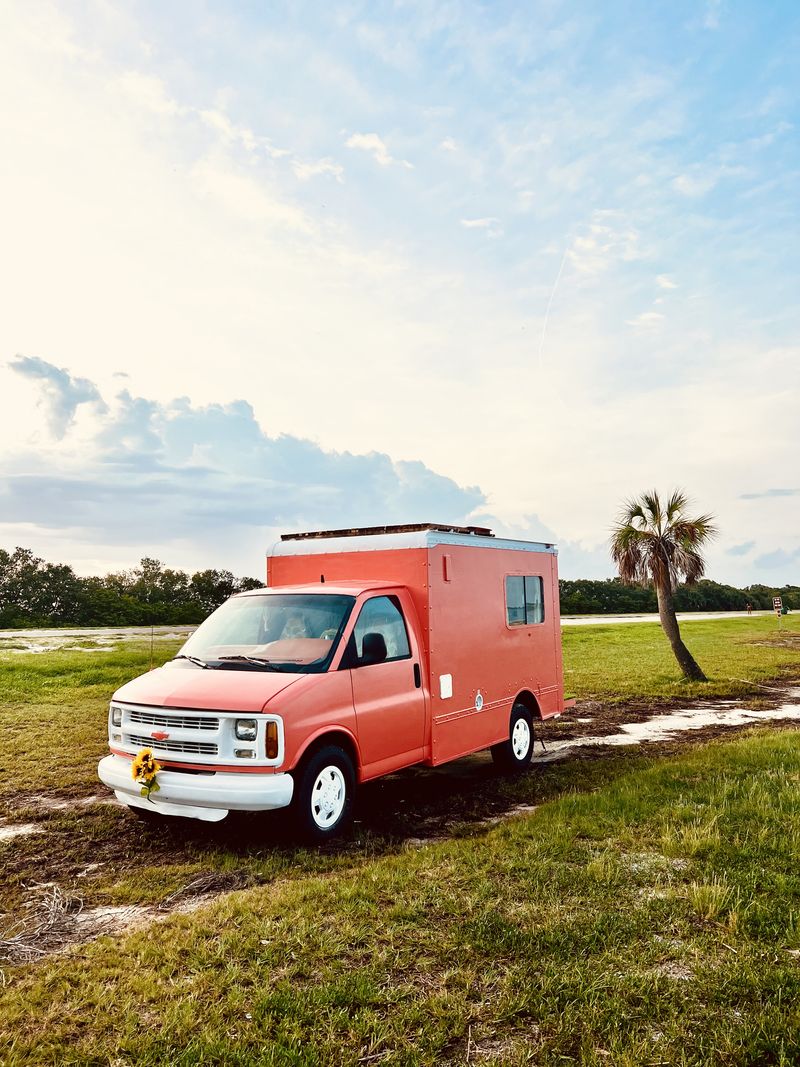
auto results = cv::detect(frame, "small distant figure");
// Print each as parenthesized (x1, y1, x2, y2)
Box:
(746, 602, 752, 615)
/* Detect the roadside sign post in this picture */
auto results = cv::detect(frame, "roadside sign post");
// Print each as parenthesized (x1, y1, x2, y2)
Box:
(773, 596, 783, 628)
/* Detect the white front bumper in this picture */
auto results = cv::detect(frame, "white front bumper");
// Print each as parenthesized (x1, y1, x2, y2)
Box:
(98, 755, 294, 822)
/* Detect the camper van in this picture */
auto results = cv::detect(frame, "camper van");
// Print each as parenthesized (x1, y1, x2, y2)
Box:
(98, 524, 572, 839)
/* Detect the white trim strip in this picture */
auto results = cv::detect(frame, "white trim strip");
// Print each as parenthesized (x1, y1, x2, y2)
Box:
(270, 531, 557, 557)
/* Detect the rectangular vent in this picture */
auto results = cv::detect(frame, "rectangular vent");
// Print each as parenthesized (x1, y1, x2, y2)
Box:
(127, 733, 218, 756)
(129, 709, 219, 731)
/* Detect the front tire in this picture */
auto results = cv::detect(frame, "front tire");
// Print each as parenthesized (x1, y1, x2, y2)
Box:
(491, 704, 534, 772)
(292, 745, 355, 843)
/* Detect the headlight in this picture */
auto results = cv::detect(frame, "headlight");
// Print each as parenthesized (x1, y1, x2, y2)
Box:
(110, 704, 122, 727)
(235, 718, 257, 741)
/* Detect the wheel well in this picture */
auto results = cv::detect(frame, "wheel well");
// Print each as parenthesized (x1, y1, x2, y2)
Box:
(293, 731, 359, 774)
(514, 690, 542, 721)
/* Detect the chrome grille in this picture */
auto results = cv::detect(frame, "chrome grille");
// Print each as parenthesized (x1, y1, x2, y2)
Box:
(128, 709, 219, 731)
(127, 732, 218, 756)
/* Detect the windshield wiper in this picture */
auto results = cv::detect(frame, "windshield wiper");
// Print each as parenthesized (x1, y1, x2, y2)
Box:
(217, 655, 282, 671)
(172, 654, 211, 669)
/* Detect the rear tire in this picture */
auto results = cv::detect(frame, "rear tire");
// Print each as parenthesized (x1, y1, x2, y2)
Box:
(491, 704, 534, 772)
(291, 745, 355, 843)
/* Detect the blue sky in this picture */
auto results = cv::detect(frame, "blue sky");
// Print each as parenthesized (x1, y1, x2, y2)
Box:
(0, 0, 798, 582)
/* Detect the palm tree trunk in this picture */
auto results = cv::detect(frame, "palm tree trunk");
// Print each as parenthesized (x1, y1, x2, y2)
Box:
(656, 585, 707, 681)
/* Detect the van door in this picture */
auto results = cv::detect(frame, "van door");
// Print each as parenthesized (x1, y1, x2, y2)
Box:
(344, 594, 426, 777)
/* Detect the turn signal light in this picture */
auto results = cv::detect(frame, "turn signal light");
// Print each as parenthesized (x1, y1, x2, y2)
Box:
(266, 720, 279, 760)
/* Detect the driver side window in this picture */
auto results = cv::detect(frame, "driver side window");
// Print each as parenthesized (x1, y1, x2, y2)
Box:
(348, 595, 411, 667)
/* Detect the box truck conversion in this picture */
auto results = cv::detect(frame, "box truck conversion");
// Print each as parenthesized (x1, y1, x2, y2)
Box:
(99, 524, 572, 840)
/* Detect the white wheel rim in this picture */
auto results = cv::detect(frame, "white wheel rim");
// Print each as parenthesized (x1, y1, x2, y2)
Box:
(310, 765, 346, 829)
(512, 718, 531, 760)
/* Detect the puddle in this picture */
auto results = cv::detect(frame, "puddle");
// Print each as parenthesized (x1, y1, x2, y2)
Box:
(0, 625, 195, 655)
(537, 702, 800, 762)
(0, 822, 44, 843)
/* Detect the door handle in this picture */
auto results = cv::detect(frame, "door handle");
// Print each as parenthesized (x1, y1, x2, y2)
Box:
(413, 662, 421, 689)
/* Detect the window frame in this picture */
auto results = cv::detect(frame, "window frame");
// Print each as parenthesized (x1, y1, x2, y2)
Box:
(340, 593, 413, 669)
(505, 574, 546, 628)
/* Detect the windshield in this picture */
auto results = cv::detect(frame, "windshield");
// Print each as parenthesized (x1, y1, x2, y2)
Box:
(177, 593, 355, 672)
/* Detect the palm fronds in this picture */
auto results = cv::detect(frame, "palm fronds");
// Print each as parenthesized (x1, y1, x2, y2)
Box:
(610, 489, 716, 592)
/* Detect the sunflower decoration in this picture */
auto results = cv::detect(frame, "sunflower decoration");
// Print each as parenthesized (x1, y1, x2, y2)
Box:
(131, 748, 162, 802)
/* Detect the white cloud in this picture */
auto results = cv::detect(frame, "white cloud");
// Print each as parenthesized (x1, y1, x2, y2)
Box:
(116, 75, 291, 163)
(625, 311, 665, 330)
(190, 157, 315, 234)
(672, 169, 719, 197)
(440, 137, 458, 152)
(292, 157, 344, 182)
(460, 217, 503, 238)
(198, 108, 258, 154)
(2, 360, 486, 570)
(117, 71, 181, 116)
(657, 274, 678, 289)
(345, 132, 413, 169)
(355, 23, 416, 72)
(567, 214, 641, 275)
(9, 355, 106, 435)
(703, 0, 722, 29)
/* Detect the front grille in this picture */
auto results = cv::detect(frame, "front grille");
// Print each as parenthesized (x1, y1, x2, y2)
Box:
(129, 709, 219, 731)
(127, 732, 218, 756)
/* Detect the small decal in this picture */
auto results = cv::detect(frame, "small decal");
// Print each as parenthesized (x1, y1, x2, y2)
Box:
(475, 691, 484, 712)
(439, 674, 453, 699)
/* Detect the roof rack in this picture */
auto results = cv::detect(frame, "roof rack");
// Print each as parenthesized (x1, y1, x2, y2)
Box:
(280, 523, 495, 542)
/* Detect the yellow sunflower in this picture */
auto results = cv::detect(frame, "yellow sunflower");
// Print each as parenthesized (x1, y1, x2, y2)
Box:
(132, 748, 162, 785)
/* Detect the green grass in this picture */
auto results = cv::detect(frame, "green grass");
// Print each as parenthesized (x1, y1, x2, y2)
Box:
(0, 614, 796, 801)
(0, 640, 183, 798)
(0, 616, 797, 919)
(3, 732, 800, 1064)
(0, 617, 798, 1063)
(562, 613, 800, 703)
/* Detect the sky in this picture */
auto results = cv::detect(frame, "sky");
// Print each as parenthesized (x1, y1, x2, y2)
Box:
(0, 0, 798, 583)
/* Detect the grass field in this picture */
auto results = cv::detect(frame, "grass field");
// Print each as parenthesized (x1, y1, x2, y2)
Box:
(564, 613, 800, 704)
(2, 614, 798, 800)
(1, 615, 799, 1064)
(2, 733, 800, 1064)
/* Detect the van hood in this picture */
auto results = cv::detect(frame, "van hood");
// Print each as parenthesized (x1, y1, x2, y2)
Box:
(113, 664, 306, 713)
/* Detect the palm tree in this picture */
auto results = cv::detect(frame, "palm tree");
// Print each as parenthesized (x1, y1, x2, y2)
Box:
(610, 490, 716, 682)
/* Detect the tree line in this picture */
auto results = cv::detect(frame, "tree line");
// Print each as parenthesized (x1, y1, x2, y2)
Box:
(0, 545, 796, 629)
(560, 577, 798, 615)
(0, 547, 263, 628)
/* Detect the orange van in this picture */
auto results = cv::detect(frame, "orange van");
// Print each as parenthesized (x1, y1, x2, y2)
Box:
(98, 524, 571, 839)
